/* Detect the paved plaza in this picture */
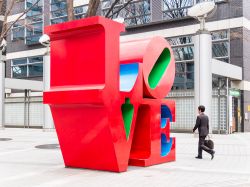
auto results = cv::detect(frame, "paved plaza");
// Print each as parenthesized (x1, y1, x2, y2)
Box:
(0, 128, 250, 187)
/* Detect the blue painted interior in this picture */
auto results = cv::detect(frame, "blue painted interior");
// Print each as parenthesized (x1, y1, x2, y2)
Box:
(161, 134, 173, 157)
(120, 63, 139, 92)
(161, 105, 173, 122)
(161, 105, 173, 156)
(161, 118, 167, 128)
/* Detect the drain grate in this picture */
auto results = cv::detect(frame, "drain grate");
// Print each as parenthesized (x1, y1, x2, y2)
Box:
(0, 138, 12, 141)
(35, 144, 60, 150)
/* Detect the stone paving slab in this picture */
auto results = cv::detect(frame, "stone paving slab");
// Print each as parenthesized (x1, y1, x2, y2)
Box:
(0, 128, 250, 187)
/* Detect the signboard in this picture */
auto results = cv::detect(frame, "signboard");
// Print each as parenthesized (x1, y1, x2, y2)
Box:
(248, 105, 250, 112)
(230, 90, 240, 97)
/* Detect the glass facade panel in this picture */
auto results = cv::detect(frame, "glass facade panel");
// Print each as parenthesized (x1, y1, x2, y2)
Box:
(168, 35, 194, 90)
(12, 58, 27, 65)
(51, 2, 67, 11)
(26, 22, 43, 36)
(50, 0, 88, 24)
(173, 46, 194, 62)
(186, 63, 194, 72)
(176, 63, 185, 73)
(173, 73, 185, 90)
(29, 56, 43, 63)
(29, 63, 43, 76)
(101, 0, 151, 26)
(212, 30, 228, 40)
(50, 0, 68, 24)
(168, 30, 229, 90)
(25, 0, 43, 45)
(12, 56, 43, 78)
(74, 5, 88, 19)
(51, 17, 68, 24)
(162, 0, 193, 20)
(168, 36, 193, 46)
(12, 66, 27, 78)
(12, 22, 25, 41)
(212, 42, 229, 58)
(51, 9, 67, 18)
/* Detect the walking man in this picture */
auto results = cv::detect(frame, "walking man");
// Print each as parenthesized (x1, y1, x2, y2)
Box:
(193, 105, 215, 160)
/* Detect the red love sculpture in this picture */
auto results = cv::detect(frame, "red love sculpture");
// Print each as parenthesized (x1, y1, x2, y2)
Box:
(43, 16, 176, 172)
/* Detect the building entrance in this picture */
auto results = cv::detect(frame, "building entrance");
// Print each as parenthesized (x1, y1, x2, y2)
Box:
(229, 90, 242, 133)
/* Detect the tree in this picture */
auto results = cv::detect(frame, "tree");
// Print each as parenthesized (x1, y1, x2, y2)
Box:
(85, 0, 101, 18)
(66, 0, 135, 21)
(0, 0, 147, 45)
(163, 0, 193, 19)
(0, 0, 42, 47)
(67, 0, 74, 21)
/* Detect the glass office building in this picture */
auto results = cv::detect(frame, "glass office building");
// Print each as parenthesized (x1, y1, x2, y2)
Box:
(4, 0, 250, 133)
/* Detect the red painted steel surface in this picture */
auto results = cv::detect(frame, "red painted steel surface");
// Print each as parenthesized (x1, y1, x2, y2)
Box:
(43, 16, 176, 172)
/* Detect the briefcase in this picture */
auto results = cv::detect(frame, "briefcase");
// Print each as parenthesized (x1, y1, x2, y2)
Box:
(204, 139, 214, 149)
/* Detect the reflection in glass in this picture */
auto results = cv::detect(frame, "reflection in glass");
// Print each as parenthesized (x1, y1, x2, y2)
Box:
(186, 63, 194, 72)
(26, 0, 43, 45)
(173, 73, 185, 90)
(101, 0, 151, 26)
(176, 63, 185, 73)
(12, 27, 24, 41)
(212, 42, 229, 58)
(51, 17, 68, 24)
(13, 58, 27, 65)
(168, 36, 193, 46)
(173, 46, 194, 61)
(12, 66, 27, 78)
(211, 30, 228, 40)
(162, 0, 193, 20)
(29, 64, 43, 77)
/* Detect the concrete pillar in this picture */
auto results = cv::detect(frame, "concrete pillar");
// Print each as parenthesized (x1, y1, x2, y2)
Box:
(0, 54, 5, 129)
(43, 48, 54, 130)
(194, 30, 212, 133)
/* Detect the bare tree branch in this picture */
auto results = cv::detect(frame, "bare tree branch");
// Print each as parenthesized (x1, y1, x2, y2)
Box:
(0, 0, 4, 15)
(0, 0, 15, 42)
(104, 0, 120, 18)
(67, 0, 74, 21)
(107, 0, 134, 18)
(0, 0, 41, 44)
(85, 0, 100, 18)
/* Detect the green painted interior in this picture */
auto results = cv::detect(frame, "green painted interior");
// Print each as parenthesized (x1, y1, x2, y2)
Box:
(121, 98, 134, 140)
(148, 48, 171, 89)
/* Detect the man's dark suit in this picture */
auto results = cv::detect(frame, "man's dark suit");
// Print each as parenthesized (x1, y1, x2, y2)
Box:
(193, 113, 213, 158)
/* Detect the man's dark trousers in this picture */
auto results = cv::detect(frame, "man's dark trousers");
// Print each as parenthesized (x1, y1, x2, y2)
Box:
(198, 136, 213, 157)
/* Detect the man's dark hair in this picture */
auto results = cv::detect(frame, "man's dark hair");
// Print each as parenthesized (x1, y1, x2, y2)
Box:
(198, 105, 205, 112)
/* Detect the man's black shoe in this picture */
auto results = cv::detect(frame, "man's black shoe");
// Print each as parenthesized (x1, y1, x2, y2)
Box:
(195, 156, 202, 159)
(211, 151, 215, 160)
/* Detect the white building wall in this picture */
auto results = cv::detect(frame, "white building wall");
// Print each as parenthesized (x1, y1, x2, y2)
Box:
(5, 103, 25, 126)
(4, 97, 43, 128)
(29, 102, 44, 126)
(169, 90, 227, 132)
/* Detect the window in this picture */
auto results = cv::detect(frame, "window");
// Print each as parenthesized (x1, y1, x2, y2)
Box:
(168, 35, 194, 90)
(50, 0, 89, 24)
(173, 47, 194, 62)
(101, 0, 151, 26)
(74, 5, 88, 19)
(212, 30, 229, 63)
(168, 36, 193, 46)
(11, 21, 25, 41)
(162, 0, 193, 20)
(50, 0, 68, 24)
(197, 0, 227, 3)
(168, 30, 229, 90)
(12, 56, 43, 78)
(25, 0, 44, 45)
(162, 0, 227, 21)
